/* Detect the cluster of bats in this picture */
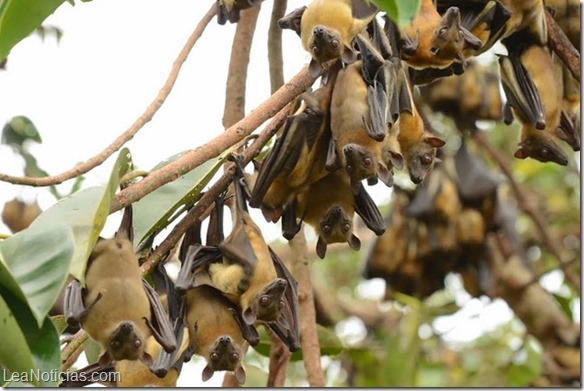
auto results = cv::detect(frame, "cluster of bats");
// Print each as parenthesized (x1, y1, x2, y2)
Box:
(58, 0, 579, 387)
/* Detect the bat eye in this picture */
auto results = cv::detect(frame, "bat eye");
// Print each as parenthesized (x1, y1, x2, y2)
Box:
(134, 339, 141, 348)
(541, 148, 549, 156)
(438, 26, 448, 37)
(420, 154, 433, 166)
(363, 157, 372, 166)
(331, 39, 339, 48)
(260, 295, 271, 306)
(342, 223, 351, 233)
(110, 340, 120, 348)
(322, 224, 331, 233)
(230, 353, 240, 363)
(211, 352, 219, 362)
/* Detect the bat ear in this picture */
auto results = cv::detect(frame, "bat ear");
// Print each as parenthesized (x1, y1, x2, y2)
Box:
(326, 139, 342, 171)
(139, 351, 153, 367)
(377, 164, 394, 188)
(316, 236, 327, 259)
(461, 27, 483, 51)
(341, 45, 358, 65)
(202, 364, 215, 382)
(348, 234, 361, 251)
(514, 148, 528, 159)
(309, 58, 323, 78)
(424, 136, 446, 148)
(235, 365, 247, 385)
(242, 307, 257, 325)
(389, 151, 404, 170)
(98, 352, 112, 368)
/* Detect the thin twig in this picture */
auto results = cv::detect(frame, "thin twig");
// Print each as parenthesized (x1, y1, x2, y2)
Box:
(0, 3, 218, 187)
(290, 228, 326, 387)
(267, 328, 291, 387)
(545, 9, 580, 83)
(472, 131, 580, 291)
(268, 0, 287, 94)
(60, 329, 88, 371)
(112, 65, 315, 214)
(140, 101, 295, 274)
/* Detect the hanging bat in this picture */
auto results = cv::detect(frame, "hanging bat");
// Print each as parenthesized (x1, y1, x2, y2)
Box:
(394, 67, 446, 184)
(453, 140, 500, 204)
(499, 0, 547, 44)
(177, 160, 300, 352)
(328, 56, 403, 193)
(282, 169, 385, 259)
(498, 38, 569, 166)
(555, 59, 580, 152)
(63, 203, 177, 368)
(217, 0, 262, 25)
(299, 0, 378, 77)
(399, 0, 483, 70)
(249, 67, 339, 223)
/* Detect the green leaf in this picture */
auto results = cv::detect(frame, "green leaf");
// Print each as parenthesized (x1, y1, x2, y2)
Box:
(1, 116, 42, 147)
(133, 151, 228, 246)
(83, 337, 102, 365)
(0, 288, 60, 387)
(0, 0, 66, 61)
(0, 295, 36, 383)
(370, 0, 421, 29)
(552, 293, 573, 319)
(28, 148, 132, 281)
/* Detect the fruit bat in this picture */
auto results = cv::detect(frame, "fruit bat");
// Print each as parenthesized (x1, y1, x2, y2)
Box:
(177, 161, 300, 352)
(249, 67, 339, 223)
(555, 59, 581, 152)
(498, 38, 570, 166)
(217, 0, 262, 25)
(63, 203, 177, 368)
(499, 0, 547, 44)
(399, 0, 483, 70)
(282, 169, 386, 259)
(328, 57, 403, 192)
(298, 0, 378, 76)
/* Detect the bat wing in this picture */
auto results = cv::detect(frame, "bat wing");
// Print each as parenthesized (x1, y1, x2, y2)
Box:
(277, 5, 306, 36)
(281, 198, 303, 240)
(229, 307, 260, 346)
(266, 247, 300, 352)
(142, 280, 177, 354)
(557, 110, 580, 151)
(498, 54, 546, 129)
(454, 142, 500, 201)
(63, 279, 87, 326)
(354, 184, 386, 235)
(218, 217, 259, 270)
(149, 315, 192, 378)
(351, 0, 378, 20)
(60, 361, 117, 387)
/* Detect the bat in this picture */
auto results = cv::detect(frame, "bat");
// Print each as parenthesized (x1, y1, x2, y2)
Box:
(399, 0, 483, 70)
(394, 66, 446, 184)
(63, 202, 177, 368)
(177, 160, 300, 352)
(499, 0, 547, 44)
(498, 37, 570, 166)
(545, 0, 580, 49)
(217, 0, 262, 25)
(328, 55, 403, 193)
(555, 59, 580, 152)
(249, 63, 340, 223)
(299, 0, 378, 76)
(283, 169, 386, 259)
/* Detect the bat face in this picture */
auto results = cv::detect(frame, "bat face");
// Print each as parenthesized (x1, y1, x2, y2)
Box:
(343, 143, 380, 183)
(318, 205, 355, 244)
(201, 335, 246, 384)
(108, 321, 146, 362)
(309, 25, 342, 63)
(403, 139, 443, 184)
(515, 133, 569, 166)
(244, 278, 287, 324)
(430, 7, 482, 60)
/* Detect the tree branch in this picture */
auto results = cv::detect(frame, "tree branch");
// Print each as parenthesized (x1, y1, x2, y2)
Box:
(268, 0, 287, 94)
(0, 3, 218, 187)
(472, 131, 580, 291)
(545, 9, 580, 83)
(223, 5, 261, 129)
(112, 65, 315, 214)
(290, 228, 326, 387)
(267, 328, 291, 387)
(140, 100, 295, 274)
(60, 329, 88, 371)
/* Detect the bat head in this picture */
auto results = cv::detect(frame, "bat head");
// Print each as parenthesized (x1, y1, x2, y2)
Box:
(108, 321, 148, 363)
(307, 25, 356, 77)
(430, 7, 482, 62)
(202, 335, 246, 385)
(514, 131, 569, 166)
(243, 278, 287, 324)
(315, 205, 361, 259)
(343, 143, 383, 187)
(403, 136, 445, 184)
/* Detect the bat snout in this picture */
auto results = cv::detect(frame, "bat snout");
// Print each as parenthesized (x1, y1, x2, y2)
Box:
(219, 335, 232, 345)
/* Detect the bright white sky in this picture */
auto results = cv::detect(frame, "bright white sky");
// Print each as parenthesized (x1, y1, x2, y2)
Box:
(0, 1, 576, 387)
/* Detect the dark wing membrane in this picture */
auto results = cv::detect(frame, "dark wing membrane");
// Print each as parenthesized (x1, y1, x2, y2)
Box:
(229, 307, 261, 346)
(498, 54, 545, 129)
(454, 142, 500, 201)
(60, 362, 117, 387)
(353, 184, 386, 235)
(149, 315, 190, 378)
(266, 247, 300, 351)
(142, 280, 177, 354)
(63, 279, 87, 326)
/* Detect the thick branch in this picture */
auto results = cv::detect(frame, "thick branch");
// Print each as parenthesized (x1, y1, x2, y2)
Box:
(112, 66, 315, 214)
(223, 6, 261, 128)
(140, 101, 294, 273)
(0, 3, 218, 187)
(267, 327, 291, 387)
(268, 0, 287, 94)
(290, 228, 325, 387)
(545, 9, 580, 83)
(472, 131, 580, 291)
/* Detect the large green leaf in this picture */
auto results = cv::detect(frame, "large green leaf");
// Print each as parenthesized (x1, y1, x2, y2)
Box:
(133, 151, 228, 246)
(0, 288, 60, 387)
(28, 148, 132, 281)
(0, 0, 66, 61)
(370, 0, 421, 29)
(0, 223, 73, 326)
